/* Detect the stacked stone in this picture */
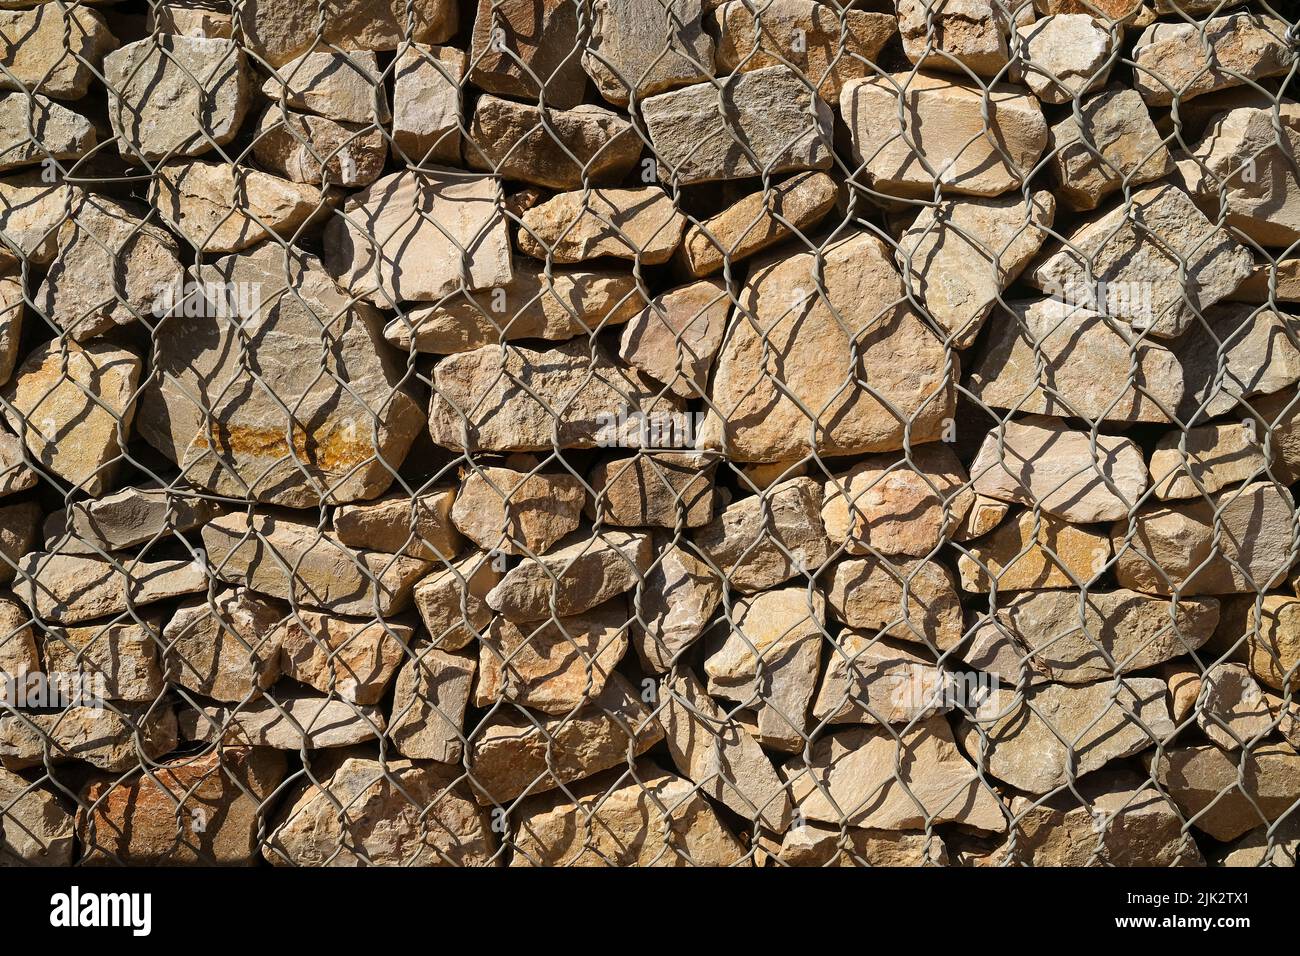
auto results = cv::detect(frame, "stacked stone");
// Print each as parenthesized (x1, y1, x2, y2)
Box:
(0, 0, 1297, 867)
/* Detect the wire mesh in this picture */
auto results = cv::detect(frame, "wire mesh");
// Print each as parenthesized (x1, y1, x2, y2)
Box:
(0, 0, 1296, 867)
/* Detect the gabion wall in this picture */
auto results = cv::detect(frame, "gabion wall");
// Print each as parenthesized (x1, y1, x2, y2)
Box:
(0, 0, 1297, 867)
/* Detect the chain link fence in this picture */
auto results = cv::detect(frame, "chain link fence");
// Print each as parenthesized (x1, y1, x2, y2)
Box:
(0, 0, 1296, 867)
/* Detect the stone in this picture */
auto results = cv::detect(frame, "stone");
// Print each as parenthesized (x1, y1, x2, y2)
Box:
(0, 596, 36, 684)
(642, 66, 833, 184)
(163, 589, 284, 703)
(469, 674, 662, 803)
(1162, 660, 1202, 724)
(148, 2, 234, 38)
(265, 755, 494, 866)
(202, 512, 432, 615)
(477, 599, 629, 714)
(185, 690, 384, 750)
(584, 0, 714, 105)
(0, 768, 72, 865)
(1132, 13, 1293, 106)
(841, 73, 1047, 198)
(958, 511, 1111, 593)
(517, 187, 686, 265)
(1112, 482, 1295, 596)
(428, 338, 686, 452)
(589, 452, 718, 529)
(512, 762, 745, 866)
(813, 633, 952, 726)
(1217, 822, 1299, 867)
(325, 169, 513, 305)
(960, 679, 1173, 794)
(0, 93, 95, 172)
(466, 95, 642, 190)
(0, 174, 80, 267)
(1033, 0, 1141, 17)
(701, 231, 955, 461)
(768, 823, 948, 867)
(828, 556, 965, 651)
(969, 416, 1148, 523)
(387, 260, 645, 354)
(139, 243, 425, 507)
(966, 589, 1219, 685)
(1150, 743, 1300, 840)
(787, 716, 1006, 832)
(1031, 184, 1253, 339)
(0, 5, 116, 100)
(1245, 596, 1300, 692)
(389, 644, 476, 763)
(0, 705, 177, 773)
(1049, 88, 1175, 210)
(617, 278, 730, 397)
(334, 490, 461, 560)
(273, 610, 412, 706)
(0, 274, 21, 382)
(897, 0, 1016, 78)
(15, 552, 205, 625)
(1229, 258, 1300, 304)
(676, 171, 837, 278)
(954, 495, 1010, 541)
(0, 500, 39, 583)
(693, 477, 830, 592)
(469, 0, 587, 109)
(36, 193, 181, 341)
(253, 107, 387, 188)
(78, 747, 287, 865)
(150, 160, 323, 254)
(486, 530, 651, 622)
(1181, 103, 1300, 248)
(659, 669, 791, 831)
(897, 191, 1055, 347)
(821, 444, 974, 558)
(1019, 15, 1114, 104)
(61, 486, 222, 551)
(1148, 422, 1269, 500)
(452, 466, 585, 556)
(704, 587, 825, 751)
(630, 535, 722, 672)
(1181, 306, 1300, 419)
(1198, 662, 1274, 751)
(710, 0, 895, 102)
(243, 0, 457, 68)
(104, 36, 250, 160)
(412, 554, 501, 650)
(391, 44, 465, 164)
(999, 772, 1202, 866)
(262, 50, 388, 124)
(42, 618, 166, 703)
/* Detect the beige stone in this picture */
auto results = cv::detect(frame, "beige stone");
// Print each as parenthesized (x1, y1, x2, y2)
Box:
(701, 231, 955, 461)
(452, 466, 585, 557)
(841, 73, 1047, 198)
(769, 823, 948, 867)
(517, 187, 686, 265)
(813, 633, 951, 726)
(1112, 482, 1295, 596)
(411, 554, 501, 651)
(1149, 422, 1270, 500)
(822, 444, 974, 558)
(828, 556, 965, 651)
(897, 0, 1017, 78)
(273, 611, 412, 705)
(163, 589, 284, 703)
(148, 2, 234, 38)
(676, 171, 837, 278)
(0, 705, 177, 773)
(584, 0, 714, 105)
(961, 679, 1173, 794)
(184, 690, 384, 750)
(469, 0, 587, 109)
(0, 173, 79, 267)
(0, 596, 36, 685)
(151, 160, 322, 254)
(1049, 87, 1174, 210)
(0, 768, 72, 865)
(253, 107, 387, 188)
(1198, 662, 1274, 751)
(262, 50, 388, 124)
(897, 191, 1055, 347)
(0, 93, 95, 173)
(1132, 13, 1293, 106)
(15, 552, 205, 625)
(589, 452, 718, 529)
(61, 486, 221, 551)
(617, 278, 730, 397)
(659, 669, 791, 831)
(469, 674, 662, 803)
(265, 755, 493, 866)
(711, 0, 895, 101)
(202, 512, 432, 616)
(389, 645, 475, 763)
(466, 96, 641, 190)
(0, 500, 39, 584)
(954, 494, 1010, 541)
(1245, 596, 1300, 692)
(787, 716, 1006, 832)
(1150, 744, 1300, 840)
(243, 0, 456, 68)
(334, 490, 461, 560)
(0, 5, 116, 100)
(959, 510, 1111, 593)
(1019, 15, 1115, 104)
(486, 530, 651, 622)
(630, 535, 722, 673)
(42, 618, 165, 703)
(391, 44, 465, 164)
(325, 169, 513, 305)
